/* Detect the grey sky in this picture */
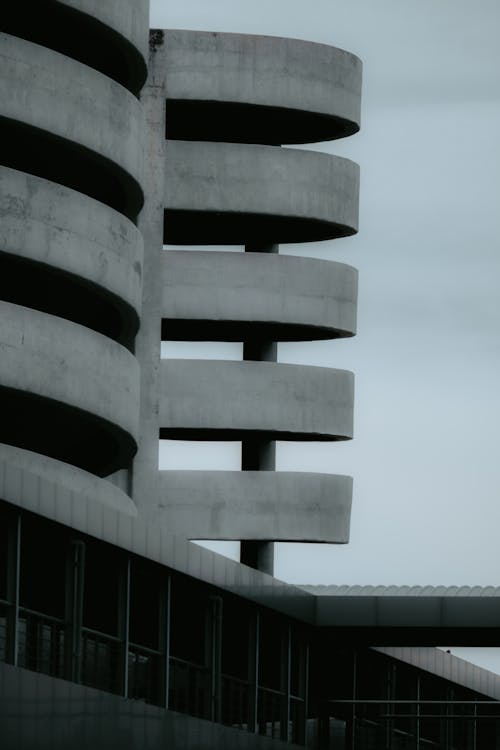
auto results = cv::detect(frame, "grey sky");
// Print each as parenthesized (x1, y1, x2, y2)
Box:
(151, 0, 500, 597)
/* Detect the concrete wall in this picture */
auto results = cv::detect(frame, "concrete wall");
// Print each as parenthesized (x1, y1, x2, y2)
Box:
(0, 663, 304, 750)
(0, 302, 139, 475)
(0, 166, 143, 329)
(162, 251, 357, 341)
(164, 140, 359, 244)
(60, 0, 150, 64)
(0, 32, 144, 217)
(159, 470, 352, 542)
(161, 29, 361, 143)
(160, 359, 354, 440)
(0, 443, 137, 517)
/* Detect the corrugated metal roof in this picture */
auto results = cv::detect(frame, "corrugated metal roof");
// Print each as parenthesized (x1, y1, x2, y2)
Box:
(301, 585, 500, 597)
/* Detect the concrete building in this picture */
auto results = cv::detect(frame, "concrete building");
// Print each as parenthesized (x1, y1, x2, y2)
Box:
(1, 2, 500, 748)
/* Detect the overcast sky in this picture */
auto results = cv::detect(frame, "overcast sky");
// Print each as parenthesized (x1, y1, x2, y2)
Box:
(151, 0, 500, 666)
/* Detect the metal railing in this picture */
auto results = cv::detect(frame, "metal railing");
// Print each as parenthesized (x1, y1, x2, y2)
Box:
(80, 627, 122, 694)
(257, 685, 287, 739)
(326, 699, 500, 750)
(169, 655, 211, 720)
(221, 673, 251, 729)
(290, 695, 306, 744)
(17, 607, 66, 678)
(0, 600, 9, 663)
(128, 642, 163, 705)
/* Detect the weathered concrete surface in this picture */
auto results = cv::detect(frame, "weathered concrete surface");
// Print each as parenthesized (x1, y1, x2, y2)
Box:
(0, 302, 140, 473)
(0, 443, 137, 517)
(160, 29, 362, 143)
(164, 140, 359, 244)
(131, 42, 167, 517)
(162, 250, 357, 341)
(0, 166, 143, 324)
(159, 470, 352, 542)
(0, 662, 306, 750)
(0, 33, 144, 202)
(160, 360, 354, 440)
(61, 0, 150, 63)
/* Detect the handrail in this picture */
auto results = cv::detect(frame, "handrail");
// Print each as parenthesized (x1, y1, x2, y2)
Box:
(129, 641, 162, 657)
(81, 626, 121, 643)
(19, 606, 65, 626)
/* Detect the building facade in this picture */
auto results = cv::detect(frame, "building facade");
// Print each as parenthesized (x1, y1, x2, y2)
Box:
(1, 2, 499, 748)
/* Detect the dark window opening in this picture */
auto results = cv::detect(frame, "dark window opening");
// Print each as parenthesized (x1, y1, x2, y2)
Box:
(19, 515, 66, 619)
(81, 541, 123, 694)
(221, 598, 253, 730)
(128, 559, 164, 705)
(18, 514, 67, 678)
(169, 576, 211, 720)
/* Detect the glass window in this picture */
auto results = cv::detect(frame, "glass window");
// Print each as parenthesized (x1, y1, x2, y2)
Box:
(259, 612, 283, 691)
(170, 576, 207, 665)
(19, 514, 67, 619)
(82, 541, 121, 636)
(222, 597, 251, 680)
(129, 559, 162, 650)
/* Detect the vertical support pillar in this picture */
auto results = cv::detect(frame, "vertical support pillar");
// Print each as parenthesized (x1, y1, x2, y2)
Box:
(281, 623, 292, 742)
(248, 610, 260, 733)
(120, 557, 131, 698)
(415, 674, 421, 750)
(163, 574, 171, 709)
(208, 595, 223, 722)
(131, 37, 167, 518)
(303, 641, 310, 746)
(66, 539, 85, 684)
(345, 650, 357, 750)
(240, 242, 279, 574)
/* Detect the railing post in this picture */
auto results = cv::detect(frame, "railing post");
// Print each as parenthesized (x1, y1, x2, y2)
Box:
(66, 539, 85, 684)
(120, 556, 131, 697)
(6, 511, 21, 666)
(248, 610, 260, 733)
(281, 623, 291, 742)
(163, 574, 171, 709)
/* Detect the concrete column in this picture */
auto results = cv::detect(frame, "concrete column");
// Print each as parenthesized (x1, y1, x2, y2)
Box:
(131, 38, 167, 518)
(240, 242, 278, 575)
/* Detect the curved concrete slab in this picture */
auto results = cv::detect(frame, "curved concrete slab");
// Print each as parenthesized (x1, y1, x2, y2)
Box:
(164, 140, 359, 244)
(60, 0, 150, 65)
(0, 302, 140, 476)
(160, 360, 354, 440)
(162, 250, 357, 341)
(3, 1, 149, 95)
(0, 443, 137, 517)
(159, 470, 352, 542)
(159, 29, 362, 144)
(0, 33, 144, 219)
(0, 167, 143, 345)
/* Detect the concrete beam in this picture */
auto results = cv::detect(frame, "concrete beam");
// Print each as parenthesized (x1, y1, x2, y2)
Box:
(158, 29, 362, 144)
(159, 470, 352, 542)
(163, 140, 359, 244)
(160, 359, 354, 440)
(162, 250, 357, 341)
